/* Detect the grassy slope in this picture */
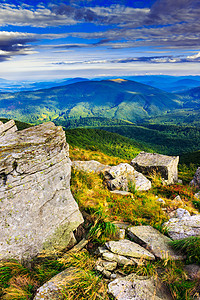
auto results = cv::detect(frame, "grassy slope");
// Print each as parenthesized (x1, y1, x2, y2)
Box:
(0, 119, 200, 299)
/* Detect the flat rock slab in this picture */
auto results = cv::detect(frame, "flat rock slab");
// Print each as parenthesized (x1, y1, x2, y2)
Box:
(128, 225, 184, 260)
(72, 160, 109, 173)
(0, 119, 17, 136)
(102, 251, 135, 266)
(108, 274, 172, 300)
(105, 239, 155, 260)
(163, 215, 200, 240)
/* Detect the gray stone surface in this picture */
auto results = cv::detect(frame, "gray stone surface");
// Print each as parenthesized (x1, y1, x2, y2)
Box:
(0, 122, 83, 261)
(128, 225, 184, 260)
(96, 258, 117, 271)
(104, 163, 135, 192)
(131, 152, 179, 185)
(0, 119, 18, 136)
(195, 191, 200, 199)
(134, 170, 151, 191)
(72, 160, 108, 173)
(163, 215, 200, 240)
(106, 239, 155, 260)
(108, 274, 172, 300)
(184, 264, 200, 280)
(34, 267, 76, 300)
(190, 167, 200, 188)
(102, 251, 135, 266)
(175, 208, 190, 219)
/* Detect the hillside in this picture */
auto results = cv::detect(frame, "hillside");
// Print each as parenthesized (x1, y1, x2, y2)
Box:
(0, 79, 181, 124)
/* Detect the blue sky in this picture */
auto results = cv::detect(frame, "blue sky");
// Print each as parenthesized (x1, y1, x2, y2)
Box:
(0, 0, 200, 80)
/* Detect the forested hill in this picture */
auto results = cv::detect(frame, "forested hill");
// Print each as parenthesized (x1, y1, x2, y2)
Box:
(0, 79, 181, 124)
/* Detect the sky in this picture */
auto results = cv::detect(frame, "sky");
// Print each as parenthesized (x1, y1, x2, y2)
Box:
(0, 0, 200, 80)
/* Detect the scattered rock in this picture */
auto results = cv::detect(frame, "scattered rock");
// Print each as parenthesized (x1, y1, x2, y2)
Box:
(163, 215, 200, 240)
(34, 267, 77, 300)
(110, 190, 133, 196)
(108, 274, 173, 300)
(195, 191, 200, 199)
(190, 167, 200, 188)
(68, 238, 88, 253)
(131, 152, 179, 185)
(72, 160, 109, 173)
(104, 163, 135, 192)
(175, 208, 190, 219)
(184, 264, 200, 281)
(134, 170, 151, 191)
(105, 239, 155, 260)
(102, 251, 135, 266)
(128, 225, 184, 260)
(0, 122, 83, 261)
(96, 258, 117, 271)
(157, 198, 166, 205)
(173, 195, 182, 202)
(0, 119, 18, 136)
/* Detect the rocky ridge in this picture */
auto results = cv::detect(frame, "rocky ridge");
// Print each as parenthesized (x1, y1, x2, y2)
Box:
(0, 120, 83, 261)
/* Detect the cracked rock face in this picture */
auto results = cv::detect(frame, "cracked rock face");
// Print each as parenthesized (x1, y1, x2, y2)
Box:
(0, 122, 83, 261)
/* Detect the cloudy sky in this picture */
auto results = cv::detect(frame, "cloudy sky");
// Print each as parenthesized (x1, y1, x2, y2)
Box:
(0, 0, 200, 80)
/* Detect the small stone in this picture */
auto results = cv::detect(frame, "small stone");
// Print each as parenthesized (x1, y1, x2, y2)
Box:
(102, 252, 135, 266)
(195, 191, 200, 199)
(184, 264, 200, 280)
(110, 273, 117, 280)
(173, 195, 182, 202)
(96, 259, 117, 271)
(102, 269, 111, 278)
(106, 239, 155, 260)
(96, 246, 109, 256)
(157, 198, 166, 204)
(175, 208, 190, 219)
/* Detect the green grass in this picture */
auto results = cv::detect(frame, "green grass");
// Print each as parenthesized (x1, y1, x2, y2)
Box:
(170, 237, 200, 264)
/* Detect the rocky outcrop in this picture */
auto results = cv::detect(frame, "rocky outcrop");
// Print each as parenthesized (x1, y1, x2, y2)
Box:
(190, 167, 200, 188)
(0, 119, 17, 136)
(0, 122, 83, 261)
(131, 152, 179, 185)
(163, 214, 200, 240)
(108, 274, 173, 300)
(128, 225, 184, 260)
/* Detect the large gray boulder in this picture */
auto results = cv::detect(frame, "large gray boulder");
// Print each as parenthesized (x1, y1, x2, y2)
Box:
(108, 274, 172, 300)
(0, 122, 83, 261)
(163, 215, 200, 240)
(128, 225, 184, 260)
(190, 167, 200, 188)
(131, 152, 179, 185)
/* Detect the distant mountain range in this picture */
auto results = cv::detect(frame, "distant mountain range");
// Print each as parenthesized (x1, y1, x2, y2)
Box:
(1, 75, 200, 93)
(0, 78, 182, 124)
